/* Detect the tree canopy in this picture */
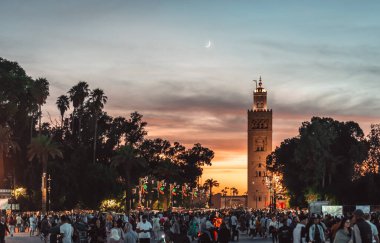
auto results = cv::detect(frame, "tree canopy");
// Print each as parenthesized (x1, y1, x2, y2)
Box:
(0, 57, 215, 210)
(267, 117, 379, 207)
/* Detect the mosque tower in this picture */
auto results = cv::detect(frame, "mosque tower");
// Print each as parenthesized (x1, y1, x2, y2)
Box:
(247, 77, 273, 209)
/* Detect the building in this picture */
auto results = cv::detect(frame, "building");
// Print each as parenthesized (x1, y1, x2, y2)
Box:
(247, 77, 273, 209)
(211, 193, 247, 209)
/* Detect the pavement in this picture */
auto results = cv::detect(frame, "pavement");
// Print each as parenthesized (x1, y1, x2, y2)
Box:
(5, 231, 273, 242)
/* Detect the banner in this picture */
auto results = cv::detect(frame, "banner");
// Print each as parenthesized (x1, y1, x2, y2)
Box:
(322, 205, 343, 217)
(356, 205, 370, 214)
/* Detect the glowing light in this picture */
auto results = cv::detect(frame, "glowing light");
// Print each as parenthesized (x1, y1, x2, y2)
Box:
(100, 199, 122, 211)
(14, 187, 27, 199)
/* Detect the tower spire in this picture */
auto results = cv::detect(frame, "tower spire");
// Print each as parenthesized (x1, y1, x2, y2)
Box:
(259, 76, 262, 87)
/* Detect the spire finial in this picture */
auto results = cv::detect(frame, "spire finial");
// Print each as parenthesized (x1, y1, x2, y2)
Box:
(259, 76, 262, 87)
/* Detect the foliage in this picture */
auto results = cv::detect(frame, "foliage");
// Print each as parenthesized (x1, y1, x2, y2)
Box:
(100, 199, 123, 212)
(0, 57, 214, 211)
(204, 178, 219, 206)
(267, 117, 370, 207)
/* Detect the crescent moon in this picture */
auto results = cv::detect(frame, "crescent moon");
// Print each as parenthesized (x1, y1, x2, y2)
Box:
(205, 40, 211, 48)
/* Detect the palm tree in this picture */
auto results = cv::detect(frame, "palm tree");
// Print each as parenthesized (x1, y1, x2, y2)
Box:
(204, 178, 219, 207)
(231, 187, 239, 196)
(68, 81, 89, 138)
(30, 78, 49, 134)
(0, 125, 19, 186)
(27, 135, 63, 213)
(221, 187, 228, 208)
(88, 88, 108, 164)
(56, 95, 70, 127)
(112, 145, 146, 212)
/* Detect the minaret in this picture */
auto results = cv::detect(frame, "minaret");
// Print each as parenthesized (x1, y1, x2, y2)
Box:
(247, 76, 273, 209)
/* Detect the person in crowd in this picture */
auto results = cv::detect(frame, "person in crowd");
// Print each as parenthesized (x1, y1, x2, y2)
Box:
(40, 215, 51, 243)
(110, 227, 122, 243)
(364, 213, 379, 243)
(152, 214, 161, 241)
(16, 214, 22, 233)
(136, 215, 152, 243)
(29, 214, 36, 236)
(230, 213, 239, 241)
(352, 209, 372, 243)
(200, 219, 213, 242)
(269, 215, 283, 243)
(0, 217, 9, 243)
(60, 215, 74, 243)
(188, 215, 199, 241)
(333, 218, 351, 243)
(7, 215, 15, 237)
(256, 216, 263, 237)
(89, 219, 106, 243)
(261, 214, 271, 238)
(176, 219, 191, 243)
(249, 215, 256, 238)
(309, 216, 325, 243)
(111, 219, 124, 242)
(73, 216, 89, 243)
(218, 222, 231, 243)
(293, 215, 308, 243)
(205, 216, 216, 242)
(123, 222, 138, 243)
(278, 218, 293, 243)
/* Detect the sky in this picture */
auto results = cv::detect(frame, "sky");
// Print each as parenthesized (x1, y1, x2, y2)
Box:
(1, 0, 380, 194)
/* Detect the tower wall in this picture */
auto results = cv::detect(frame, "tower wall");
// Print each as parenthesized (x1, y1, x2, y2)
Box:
(247, 82, 273, 209)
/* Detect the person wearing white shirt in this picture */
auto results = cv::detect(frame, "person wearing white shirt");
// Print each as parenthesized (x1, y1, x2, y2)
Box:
(29, 215, 36, 236)
(293, 216, 308, 243)
(249, 216, 257, 238)
(136, 215, 152, 243)
(59, 216, 73, 243)
(269, 216, 283, 243)
(16, 215, 22, 233)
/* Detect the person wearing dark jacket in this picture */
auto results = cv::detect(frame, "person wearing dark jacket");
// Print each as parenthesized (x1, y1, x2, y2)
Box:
(352, 209, 372, 243)
(0, 217, 10, 243)
(218, 222, 231, 243)
(89, 219, 106, 243)
(278, 219, 293, 243)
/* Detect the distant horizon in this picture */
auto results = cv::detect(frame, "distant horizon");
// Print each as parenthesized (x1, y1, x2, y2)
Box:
(1, 0, 380, 193)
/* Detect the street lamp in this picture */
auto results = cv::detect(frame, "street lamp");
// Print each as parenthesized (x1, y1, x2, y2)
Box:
(262, 174, 274, 212)
(47, 174, 52, 212)
(262, 173, 277, 212)
(255, 190, 258, 209)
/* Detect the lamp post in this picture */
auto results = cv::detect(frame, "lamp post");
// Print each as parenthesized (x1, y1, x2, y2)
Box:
(223, 187, 229, 208)
(262, 174, 275, 212)
(255, 190, 258, 209)
(47, 174, 52, 212)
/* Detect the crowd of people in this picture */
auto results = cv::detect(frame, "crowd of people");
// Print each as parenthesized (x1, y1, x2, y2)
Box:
(0, 208, 380, 243)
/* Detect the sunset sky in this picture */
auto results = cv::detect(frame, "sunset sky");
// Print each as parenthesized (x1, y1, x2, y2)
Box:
(1, 1, 380, 193)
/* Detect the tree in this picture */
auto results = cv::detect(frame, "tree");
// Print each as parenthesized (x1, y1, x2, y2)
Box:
(56, 95, 70, 127)
(221, 187, 229, 208)
(0, 125, 19, 185)
(364, 124, 380, 174)
(181, 144, 214, 187)
(30, 78, 50, 134)
(111, 145, 146, 212)
(231, 187, 239, 196)
(27, 135, 63, 213)
(88, 88, 108, 163)
(267, 117, 367, 206)
(139, 138, 172, 175)
(68, 81, 89, 138)
(125, 112, 147, 147)
(204, 178, 219, 206)
(0, 57, 216, 211)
